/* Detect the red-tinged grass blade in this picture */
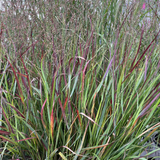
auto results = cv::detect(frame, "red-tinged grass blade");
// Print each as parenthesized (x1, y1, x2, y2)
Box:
(123, 30, 160, 83)
(138, 92, 160, 118)
(72, 41, 79, 74)
(71, 101, 82, 128)
(131, 30, 160, 70)
(41, 98, 47, 129)
(29, 130, 39, 144)
(50, 106, 54, 138)
(119, 5, 134, 32)
(0, 126, 7, 129)
(13, 65, 29, 94)
(40, 132, 48, 151)
(69, 56, 81, 75)
(16, 137, 36, 142)
(62, 62, 67, 87)
(130, 93, 160, 132)
(15, 72, 27, 78)
(123, 42, 134, 67)
(81, 60, 90, 100)
(51, 62, 61, 99)
(69, 57, 74, 66)
(99, 137, 111, 157)
(0, 22, 3, 38)
(146, 88, 160, 105)
(56, 93, 69, 129)
(19, 40, 38, 58)
(1, 107, 13, 134)
(79, 30, 93, 73)
(23, 120, 48, 152)
(83, 60, 90, 75)
(15, 93, 25, 107)
(0, 135, 15, 144)
(91, 32, 95, 59)
(52, 35, 57, 58)
(84, 30, 94, 59)
(150, 81, 160, 96)
(20, 56, 32, 96)
(76, 107, 82, 128)
(21, 76, 28, 94)
(13, 66, 29, 99)
(41, 139, 48, 151)
(103, 57, 114, 81)
(79, 42, 83, 57)
(63, 97, 68, 110)
(0, 130, 10, 135)
(7, 102, 25, 119)
(130, 25, 144, 70)
(154, 59, 160, 76)
(5, 57, 24, 103)
(91, 92, 97, 118)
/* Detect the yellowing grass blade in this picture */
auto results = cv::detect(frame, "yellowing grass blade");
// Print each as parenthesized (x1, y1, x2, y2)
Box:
(58, 152, 67, 160)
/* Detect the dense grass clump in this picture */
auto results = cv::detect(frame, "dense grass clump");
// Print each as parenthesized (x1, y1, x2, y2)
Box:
(0, 0, 160, 159)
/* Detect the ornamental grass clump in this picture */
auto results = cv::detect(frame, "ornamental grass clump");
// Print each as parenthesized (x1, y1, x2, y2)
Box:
(0, 0, 160, 159)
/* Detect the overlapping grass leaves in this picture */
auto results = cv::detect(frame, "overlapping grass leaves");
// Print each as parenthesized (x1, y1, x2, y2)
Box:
(0, 0, 160, 159)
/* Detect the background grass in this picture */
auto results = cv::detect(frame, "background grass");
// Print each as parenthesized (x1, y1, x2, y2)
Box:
(0, 0, 160, 159)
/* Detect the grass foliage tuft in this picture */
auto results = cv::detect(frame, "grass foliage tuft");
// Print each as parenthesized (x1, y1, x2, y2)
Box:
(0, 0, 160, 159)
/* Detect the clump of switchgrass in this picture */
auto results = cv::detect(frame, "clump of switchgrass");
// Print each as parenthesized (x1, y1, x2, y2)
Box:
(0, 0, 160, 159)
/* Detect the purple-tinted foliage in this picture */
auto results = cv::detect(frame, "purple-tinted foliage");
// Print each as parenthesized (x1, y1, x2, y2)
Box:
(123, 30, 160, 83)
(138, 92, 160, 118)
(144, 55, 148, 81)
(103, 57, 114, 81)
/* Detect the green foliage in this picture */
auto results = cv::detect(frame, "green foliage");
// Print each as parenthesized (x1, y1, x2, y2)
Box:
(0, 0, 160, 159)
